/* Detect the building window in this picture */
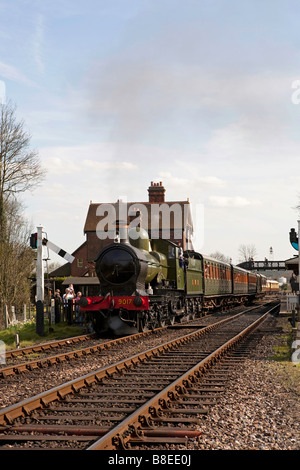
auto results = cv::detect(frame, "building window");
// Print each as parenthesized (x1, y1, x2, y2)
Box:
(77, 258, 83, 267)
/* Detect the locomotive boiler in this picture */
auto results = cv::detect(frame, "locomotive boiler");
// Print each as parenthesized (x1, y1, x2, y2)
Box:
(79, 223, 171, 334)
(79, 222, 267, 335)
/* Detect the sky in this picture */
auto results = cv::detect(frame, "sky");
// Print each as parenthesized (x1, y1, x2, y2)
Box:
(1, 0, 300, 266)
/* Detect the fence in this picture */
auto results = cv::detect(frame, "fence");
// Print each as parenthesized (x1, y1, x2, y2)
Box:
(50, 298, 82, 326)
(4, 303, 33, 328)
(279, 293, 299, 314)
(3, 298, 82, 329)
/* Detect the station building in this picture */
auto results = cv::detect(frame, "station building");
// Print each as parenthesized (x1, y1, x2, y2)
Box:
(50, 182, 194, 295)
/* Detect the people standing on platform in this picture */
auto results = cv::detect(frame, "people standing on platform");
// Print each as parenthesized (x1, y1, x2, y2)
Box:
(290, 272, 298, 293)
(63, 287, 74, 304)
(63, 287, 75, 323)
(75, 291, 82, 324)
(53, 289, 62, 323)
(68, 284, 75, 297)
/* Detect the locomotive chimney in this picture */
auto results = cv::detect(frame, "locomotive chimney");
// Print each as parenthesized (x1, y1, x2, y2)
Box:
(115, 219, 129, 244)
(148, 181, 166, 203)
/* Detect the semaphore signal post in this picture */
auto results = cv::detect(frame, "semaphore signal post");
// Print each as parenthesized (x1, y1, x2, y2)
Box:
(30, 226, 75, 336)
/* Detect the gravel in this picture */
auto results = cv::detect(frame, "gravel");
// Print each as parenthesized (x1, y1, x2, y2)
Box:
(1, 313, 299, 451)
(187, 316, 300, 450)
(0, 326, 201, 409)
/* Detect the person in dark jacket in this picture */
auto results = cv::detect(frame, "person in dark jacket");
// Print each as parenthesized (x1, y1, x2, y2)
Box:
(290, 273, 298, 293)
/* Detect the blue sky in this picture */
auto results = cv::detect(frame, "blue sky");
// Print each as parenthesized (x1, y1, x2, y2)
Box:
(1, 0, 300, 265)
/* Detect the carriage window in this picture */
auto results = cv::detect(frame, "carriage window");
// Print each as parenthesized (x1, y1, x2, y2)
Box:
(168, 246, 175, 258)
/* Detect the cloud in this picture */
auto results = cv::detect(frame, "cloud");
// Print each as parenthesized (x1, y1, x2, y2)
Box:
(208, 196, 260, 208)
(0, 61, 35, 86)
(157, 171, 189, 187)
(40, 144, 138, 175)
(83, 159, 137, 170)
(197, 176, 227, 188)
(83, 58, 293, 148)
(32, 13, 45, 74)
(156, 172, 227, 195)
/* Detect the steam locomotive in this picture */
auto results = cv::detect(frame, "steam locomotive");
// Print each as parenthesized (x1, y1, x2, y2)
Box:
(78, 222, 270, 335)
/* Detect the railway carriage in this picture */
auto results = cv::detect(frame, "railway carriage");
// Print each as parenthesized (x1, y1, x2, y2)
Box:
(203, 256, 232, 296)
(257, 274, 267, 296)
(248, 272, 258, 295)
(232, 266, 248, 296)
(265, 279, 280, 294)
(79, 226, 267, 335)
(185, 252, 204, 296)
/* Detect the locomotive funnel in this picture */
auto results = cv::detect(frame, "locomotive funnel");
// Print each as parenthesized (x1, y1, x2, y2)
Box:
(115, 219, 129, 244)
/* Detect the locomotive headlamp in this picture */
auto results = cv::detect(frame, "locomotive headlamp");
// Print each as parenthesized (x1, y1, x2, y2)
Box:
(133, 296, 144, 307)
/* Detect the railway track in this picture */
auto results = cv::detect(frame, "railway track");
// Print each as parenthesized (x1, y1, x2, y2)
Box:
(0, 327, 168, 378)
(0, 303, 269, 378)
(0, 302, 279, 450)
(4, 333, 94, 360)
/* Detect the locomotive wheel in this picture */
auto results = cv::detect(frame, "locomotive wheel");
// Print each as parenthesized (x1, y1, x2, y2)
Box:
(196, 300, 202, 317)
(168, 299, 177, 316)
(138, 315, 150, 332)
(188, 300, 196, 320)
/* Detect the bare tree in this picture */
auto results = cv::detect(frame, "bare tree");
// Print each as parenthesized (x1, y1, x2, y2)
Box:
(0, 199, 35, 328)
(238, 244, 257, 263)
(0, 101, 45, 327)
(0, 100, 45, 240)
(294, 194, 300, 216)
(209, 251, 231, 263)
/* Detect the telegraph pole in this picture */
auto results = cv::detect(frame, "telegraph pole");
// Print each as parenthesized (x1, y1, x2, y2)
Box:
(36, 226, 44, 336)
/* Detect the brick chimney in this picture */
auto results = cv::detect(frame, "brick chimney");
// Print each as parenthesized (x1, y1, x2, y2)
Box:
(148, 181, 166, 203)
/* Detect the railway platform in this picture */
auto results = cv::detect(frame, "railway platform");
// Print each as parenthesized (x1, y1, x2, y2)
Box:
(279, 294, 300, 357)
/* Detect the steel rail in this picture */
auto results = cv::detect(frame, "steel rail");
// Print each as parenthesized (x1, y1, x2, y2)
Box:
(3, 301, 271, 363)
(86, 303, 279, 450)
(0, 305, 263, 426)
(0, 326, 168, 378)
(4, 333, 95, 359)
(0, 303, 277, 431)
(0, 302, 279, 451)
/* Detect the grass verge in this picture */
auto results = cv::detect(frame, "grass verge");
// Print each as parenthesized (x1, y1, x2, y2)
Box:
(0, 320, 85, 349)
(268, 315, 300, 397)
